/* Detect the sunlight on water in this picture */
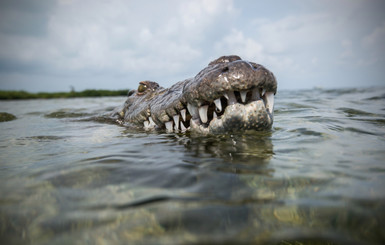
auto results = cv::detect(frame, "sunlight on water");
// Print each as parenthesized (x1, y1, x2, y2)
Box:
(0, 88, 384, 244)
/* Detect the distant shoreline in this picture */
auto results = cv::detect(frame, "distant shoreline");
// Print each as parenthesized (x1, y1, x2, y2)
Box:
(0, 89, 130, 100)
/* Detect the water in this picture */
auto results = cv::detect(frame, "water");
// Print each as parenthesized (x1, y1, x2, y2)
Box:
(0, 87, 384, 245)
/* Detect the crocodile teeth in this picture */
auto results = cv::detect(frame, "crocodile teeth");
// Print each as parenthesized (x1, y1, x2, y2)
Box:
(214, 98, 222, 112)
(261, 88, 266, 97)
(180, 109, 186, 121)
(187, 103, 199, 119)
(165, 121, 173, 131)
(265, 92, 275, 114)
(149, 117, 156, 127)
(173, 115, 180, 130)
(180, 122, 187, 132)
(240, 91, 247, 103)
(213, 111, 217, 119)
(226, 91, 237, 105)
(143, 120, 150, 128)
(199, 105, 209, 123)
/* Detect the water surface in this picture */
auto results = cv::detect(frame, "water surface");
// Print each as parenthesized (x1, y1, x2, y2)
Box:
(0, 87, 384, 244)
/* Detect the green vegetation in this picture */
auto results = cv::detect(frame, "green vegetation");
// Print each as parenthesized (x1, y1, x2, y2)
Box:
(0, 112, 17, 122)
(0, 89, 130, 100)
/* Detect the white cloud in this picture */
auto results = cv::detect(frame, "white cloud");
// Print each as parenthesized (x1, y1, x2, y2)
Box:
(214, 28, 300, 90)
(214, 29, 264, 61)
(0, 0, 236, 77)
(213, 3, 385, 89)
(253, 13, 337, 55)
(340, 39, 354, 59)
(362, 21, 385, 64)
(363, 22, 385, 47)
(0, 0, 384, 91)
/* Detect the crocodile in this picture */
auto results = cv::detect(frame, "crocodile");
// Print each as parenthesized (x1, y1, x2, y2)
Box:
(113, 55, 277, 134)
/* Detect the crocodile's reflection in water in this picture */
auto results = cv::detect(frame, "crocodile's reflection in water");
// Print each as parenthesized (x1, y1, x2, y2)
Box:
(169, 131, 274, 175)
(99, 131, 277, 243)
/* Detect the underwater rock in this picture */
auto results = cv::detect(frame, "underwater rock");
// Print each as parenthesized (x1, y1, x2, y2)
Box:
(0, 112, 16, 122)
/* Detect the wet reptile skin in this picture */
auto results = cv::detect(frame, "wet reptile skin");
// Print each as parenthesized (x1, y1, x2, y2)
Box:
(113, 55, 277, 134)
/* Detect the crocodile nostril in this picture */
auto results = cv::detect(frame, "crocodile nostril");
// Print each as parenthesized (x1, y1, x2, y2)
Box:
(250, 63, 260, 70)
(221, 67, 229, 73)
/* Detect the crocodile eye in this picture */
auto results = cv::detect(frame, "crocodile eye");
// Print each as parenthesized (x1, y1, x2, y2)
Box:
(138, 84, 147, 93)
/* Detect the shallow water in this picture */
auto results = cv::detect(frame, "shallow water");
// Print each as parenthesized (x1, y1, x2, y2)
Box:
(0, 87, 384, 245)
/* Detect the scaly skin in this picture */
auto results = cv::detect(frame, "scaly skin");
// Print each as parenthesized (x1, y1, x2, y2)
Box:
(113, 55, 277, 134)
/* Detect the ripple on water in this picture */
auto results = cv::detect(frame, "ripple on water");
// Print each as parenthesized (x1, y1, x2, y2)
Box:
(338, 107, 381, 117)
(1, 89, 385, 244)
(10, 135, 68, 147)
(45, 109, 91, 118)
(364, 93, 385, 101)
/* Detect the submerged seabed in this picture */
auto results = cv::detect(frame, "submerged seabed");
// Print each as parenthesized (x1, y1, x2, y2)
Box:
(0, 87, 384, 245)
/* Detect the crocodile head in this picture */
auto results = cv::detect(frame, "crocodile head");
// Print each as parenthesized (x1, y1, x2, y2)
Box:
(115, 55, 277, 134)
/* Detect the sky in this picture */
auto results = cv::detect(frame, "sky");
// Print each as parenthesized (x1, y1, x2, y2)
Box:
(0, 0, 384, 92)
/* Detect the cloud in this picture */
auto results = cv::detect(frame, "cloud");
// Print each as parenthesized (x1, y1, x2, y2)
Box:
(0, 0, 55, 36)
(0, 0, 237, 86)
(362, 21, 385, 64)
(214, 29, 264, 60)
(340, 39, 354, 60)
(0, 0, 384, 91)
(214, 13, 335, 87)
(215, 1, 385, 89)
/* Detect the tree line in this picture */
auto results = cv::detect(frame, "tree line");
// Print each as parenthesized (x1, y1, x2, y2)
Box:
(0, 89, 130, 100)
